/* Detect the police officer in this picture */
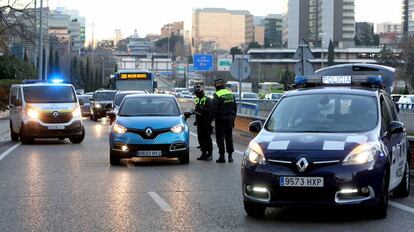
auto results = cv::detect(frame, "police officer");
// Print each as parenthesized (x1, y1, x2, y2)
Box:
(193, 86, 213, 161)
(211, 79, 237, 163)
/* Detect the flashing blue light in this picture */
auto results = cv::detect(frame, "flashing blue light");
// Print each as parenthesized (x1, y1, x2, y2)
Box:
(295, 76, 308, 85)
(366, 75, 383, 85)
(50, 79, 64, 84)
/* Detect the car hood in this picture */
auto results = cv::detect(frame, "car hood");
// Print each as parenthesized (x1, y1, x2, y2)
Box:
(255, 130, 376, 160)
(116, 116, 184, 130)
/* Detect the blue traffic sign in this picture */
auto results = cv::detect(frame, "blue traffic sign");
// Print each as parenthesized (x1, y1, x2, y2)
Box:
(193, 54, 213, 71)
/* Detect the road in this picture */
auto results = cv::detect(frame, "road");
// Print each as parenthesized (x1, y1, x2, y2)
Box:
(0, 118, 413, 231)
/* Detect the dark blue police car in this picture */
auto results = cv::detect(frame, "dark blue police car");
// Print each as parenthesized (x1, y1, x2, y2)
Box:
(242, 64, 410, 218)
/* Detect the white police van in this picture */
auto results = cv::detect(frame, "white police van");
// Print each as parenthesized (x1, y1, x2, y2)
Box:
(9, 80, 85, 144)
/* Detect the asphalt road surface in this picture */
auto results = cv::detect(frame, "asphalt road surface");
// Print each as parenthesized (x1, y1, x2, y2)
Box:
(0, 118, 414, 231)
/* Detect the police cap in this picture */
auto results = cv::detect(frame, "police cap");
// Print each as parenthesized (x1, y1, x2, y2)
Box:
(214, 79, 225, 88)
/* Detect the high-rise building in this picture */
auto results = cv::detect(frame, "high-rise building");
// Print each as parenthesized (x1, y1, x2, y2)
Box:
(377, 22, 402, 34)
(253, 16, 265, 45)
(192, 8, 254, 52)
(402, 0, 414, 36)
(264, 14, 283, 48)
(161, 21, 184, 38)
(48, 12, 71, 54)
(282, 0, 355, 49)
(114, 29, 123, 45)
(56, 8, 86, 49)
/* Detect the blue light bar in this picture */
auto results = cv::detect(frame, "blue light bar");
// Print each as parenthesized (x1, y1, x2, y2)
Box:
(50, 79, 64, 84)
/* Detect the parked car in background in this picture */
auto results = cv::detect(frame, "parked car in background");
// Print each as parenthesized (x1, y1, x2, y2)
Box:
(241, 92, 259, 100)
(178, 91, 193, 98)
(264, 93, 283, 101)
(397, 95, 414, 104)
(391, 94, 402, 103)
(77, 95, 93, 117)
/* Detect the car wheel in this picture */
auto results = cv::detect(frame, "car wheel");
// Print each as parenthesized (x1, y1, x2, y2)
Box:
(19, 126, 33, 145)
(179, 151, 190, 164)
(10, 121, 19, 141)
(394, 159, 410, 198)
(371, 170, 389, 219)
(69, 126, 85, 144)
(110, 150, 122, 166)
(243, 201, 266, 218)
(89, 114, 93, 120)
(93, 114, 98, 121)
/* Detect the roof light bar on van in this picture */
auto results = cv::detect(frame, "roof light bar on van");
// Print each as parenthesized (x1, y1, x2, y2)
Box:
(295, 75, 383, 87)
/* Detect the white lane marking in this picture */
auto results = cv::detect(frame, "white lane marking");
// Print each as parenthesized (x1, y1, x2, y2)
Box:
(389, 201, 414, 214)
(148, 192, 173, 212)
(190, 131, 244, 155)
(0, 143, 20, 161)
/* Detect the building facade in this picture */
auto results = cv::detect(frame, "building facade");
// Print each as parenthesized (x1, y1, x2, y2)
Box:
(377, 22, 402, 34)
(264, 14, 283, 48)
(192, 8, 254, 52)
(161, 21, 184, 38)
(282, 0, 355, 49)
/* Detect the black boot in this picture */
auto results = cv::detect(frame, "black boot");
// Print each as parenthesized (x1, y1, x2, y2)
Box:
(197, 152, 207, 160)
(216, 154, 225, 163)
(204, 151, 212, 161)
(228, 153, 233, 163)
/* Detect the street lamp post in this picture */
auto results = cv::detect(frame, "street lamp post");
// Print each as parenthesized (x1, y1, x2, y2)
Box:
(37, 0, 44, 80)
(319, 32, 326, 69)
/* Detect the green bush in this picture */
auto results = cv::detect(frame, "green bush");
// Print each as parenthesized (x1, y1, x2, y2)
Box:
(0, 79, 22, 111)
(0, 55, 36, 80)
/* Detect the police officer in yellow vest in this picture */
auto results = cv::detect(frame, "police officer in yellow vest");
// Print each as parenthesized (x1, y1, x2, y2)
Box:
(193, 86, 213, 161)
(211, 79, 237, 163)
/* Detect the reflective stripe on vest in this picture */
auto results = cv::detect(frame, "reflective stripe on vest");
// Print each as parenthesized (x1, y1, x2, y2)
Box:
(195, 96, 207, 106)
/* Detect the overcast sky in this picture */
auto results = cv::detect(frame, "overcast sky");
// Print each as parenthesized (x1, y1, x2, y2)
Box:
(49, 0, 402, 40)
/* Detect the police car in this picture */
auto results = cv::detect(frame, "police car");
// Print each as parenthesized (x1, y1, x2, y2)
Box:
(242, 64, 410, 219)
(9, 80, 85, 144)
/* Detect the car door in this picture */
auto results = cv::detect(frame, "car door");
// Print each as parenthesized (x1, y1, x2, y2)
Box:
(15, 87, 23, 132)
(384, 94, 407, 189)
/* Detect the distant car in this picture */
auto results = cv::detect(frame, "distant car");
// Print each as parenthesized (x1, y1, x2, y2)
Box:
(108, 94, 190, 165)
(241, 92, 259, 100)
(178, 91, 193, 98)
(90, 90, 117, 121)
(397, 95, 414, 104)
(265, 93, 283, 101)
(77, 94, 93, 117)
(113, 91, 145, 114)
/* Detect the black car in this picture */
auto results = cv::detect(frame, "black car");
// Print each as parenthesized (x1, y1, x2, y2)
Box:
(90, 90, 117, 121)
(242, 64, 410, 219)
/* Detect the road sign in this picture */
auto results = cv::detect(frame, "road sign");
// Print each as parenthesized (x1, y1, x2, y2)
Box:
(295, 60, 315, 76)
(293, 45, 314, 60)
(218, 58, 232, 71)
(193, 54, 213, 71)
(230, 59, 251, 81)
(234, 54, 250, 62)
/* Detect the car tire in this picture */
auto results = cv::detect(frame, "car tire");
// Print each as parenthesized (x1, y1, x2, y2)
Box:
(19, 126, 33, 145)
(93, 114, 98, 121)
(89, 114, 93, 120)
(10, 121, 19, 141)
(110, 150, 122, 166)
(179, 151, 190, 164)
(371, 170, 389, 219)
(69, 126, 85, 144)
(243, 201, 266, 218)
(394, 159, 410, 198)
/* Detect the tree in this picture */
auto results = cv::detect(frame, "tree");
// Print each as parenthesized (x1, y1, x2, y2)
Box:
(246, 41, 262, 52)
(187, 55, 193, 64)
(48, 48, 54, 76)
(54, 50, 60, 74)
(280, 65, 294, 89)
(71, 56, 81, 88)
(376, 46, 399, 67)
(0, 55, 36, 79)
(230, 47, 242, 61)
(327, 39, 335, 66)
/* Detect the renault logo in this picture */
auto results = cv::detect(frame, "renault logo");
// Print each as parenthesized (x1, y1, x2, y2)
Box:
(52, 111, 59, 118)
(145, 128, 153, 137)
(296, 157, 309, 173)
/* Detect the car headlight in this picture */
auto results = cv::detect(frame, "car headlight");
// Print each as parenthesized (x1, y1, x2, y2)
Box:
(72, 107, 81, 118)
(112, 123, 127, 135)
(245, 141, 265, 165)
(343, 143, 379, 166)
(171, 124, 185, 134)
(95, 103, 102, 108)
(27, 108, 40, 119)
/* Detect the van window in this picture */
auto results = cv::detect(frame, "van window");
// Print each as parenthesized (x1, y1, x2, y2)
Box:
(23, 86, 76, 103)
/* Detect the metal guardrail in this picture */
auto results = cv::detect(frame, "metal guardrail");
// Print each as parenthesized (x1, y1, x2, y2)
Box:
(397, 103, 414, 112)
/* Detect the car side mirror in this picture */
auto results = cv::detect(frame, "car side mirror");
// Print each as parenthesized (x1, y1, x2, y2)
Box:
(183, 111, 192, 120)
(249, 120, 263, 133)
(14, 99, 22, 106)
(106, 111, 116, 120)
(389, 121, 405, 135)
(79, 99, 85, 106)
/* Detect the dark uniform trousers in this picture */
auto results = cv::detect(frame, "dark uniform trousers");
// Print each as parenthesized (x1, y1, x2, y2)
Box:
(194, 96, 213, 154)
(215, 116, 234, 155)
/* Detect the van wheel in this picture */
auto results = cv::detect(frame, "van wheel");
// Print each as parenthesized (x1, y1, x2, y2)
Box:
(394, 160, 410, 198)
(69, 126, 85, 144)
(10, 121, 19, 141)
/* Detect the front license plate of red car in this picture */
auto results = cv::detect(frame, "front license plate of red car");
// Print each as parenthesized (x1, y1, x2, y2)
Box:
(137, 151, 162, 157)
(279, 177, 324, 187)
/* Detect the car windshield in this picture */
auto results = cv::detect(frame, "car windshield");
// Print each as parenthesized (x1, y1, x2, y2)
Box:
(114, 92, 144, 106)
(95, 92, 116, 101)
(23, 86, 76, 103)
(265, 94, 378, 133)
(119, 97, 180, 116)
(243, 93, 258, 99)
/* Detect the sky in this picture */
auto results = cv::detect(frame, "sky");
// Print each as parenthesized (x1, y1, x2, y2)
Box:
(48, 0, 402, 41)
